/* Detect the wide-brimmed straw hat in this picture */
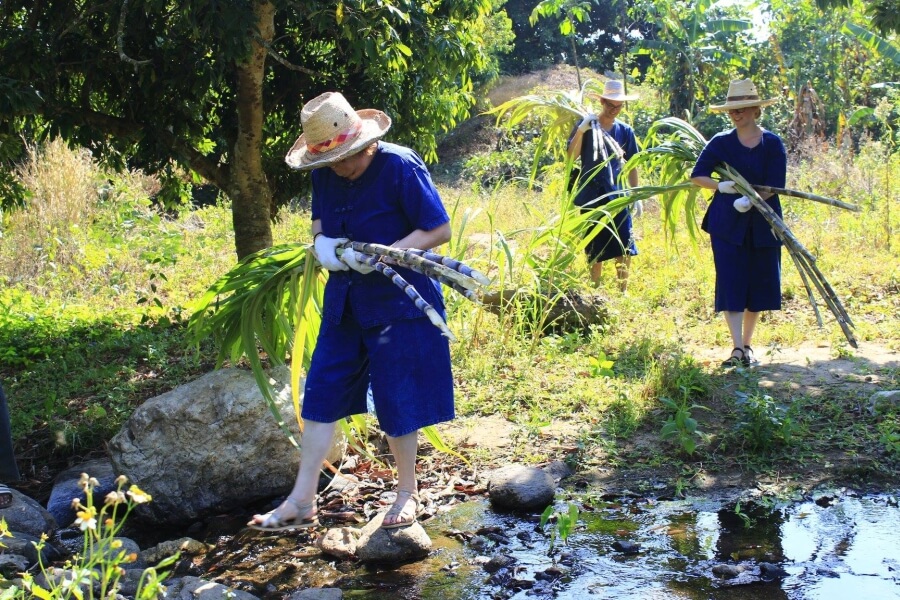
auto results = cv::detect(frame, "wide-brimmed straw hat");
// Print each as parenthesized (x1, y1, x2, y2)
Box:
(599, 79, 638, 102)
(709, 79, 778, 112)
(285, 92, 391, 170)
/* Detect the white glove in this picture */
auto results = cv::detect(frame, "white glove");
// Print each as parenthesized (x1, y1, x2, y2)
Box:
(577, 113, 597, 132)
(733, 196, 752, 213)
(313, 234, 349, 271)
(341, 249, 376, 274)
(717, 180, 738, 194)
(631, 199, 643, 218)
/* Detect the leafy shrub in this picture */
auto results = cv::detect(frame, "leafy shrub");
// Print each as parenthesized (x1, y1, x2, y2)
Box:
(732, 392, 796, 454)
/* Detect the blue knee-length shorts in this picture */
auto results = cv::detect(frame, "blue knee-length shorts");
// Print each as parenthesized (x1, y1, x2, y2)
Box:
(302, 310, 455, 437)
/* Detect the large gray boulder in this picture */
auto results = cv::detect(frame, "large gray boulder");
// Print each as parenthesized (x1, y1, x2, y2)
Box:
(108, 366, 344, 524)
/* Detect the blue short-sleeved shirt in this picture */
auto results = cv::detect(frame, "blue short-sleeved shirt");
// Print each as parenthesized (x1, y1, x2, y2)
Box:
(691, 129, 787, 248)
(311, 142, 450, 328)
(569, 120, 639, 208)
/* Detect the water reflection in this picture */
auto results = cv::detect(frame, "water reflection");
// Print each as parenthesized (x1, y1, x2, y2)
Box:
(215, 492, 900, 599)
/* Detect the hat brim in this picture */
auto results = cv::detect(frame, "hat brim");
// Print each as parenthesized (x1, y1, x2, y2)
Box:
(709, 98, 778, 112)
(285, 109, 392, 171)
(600, 93, 638, 102)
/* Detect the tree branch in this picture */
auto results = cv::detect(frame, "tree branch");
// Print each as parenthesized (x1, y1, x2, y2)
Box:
(42, 106, 229, 190)
(118, 0, 152, 68)
(254, 35, 325, 77)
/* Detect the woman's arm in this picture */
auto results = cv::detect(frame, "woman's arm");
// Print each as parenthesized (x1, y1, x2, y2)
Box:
(394, 222, 451, 250)
(690, 175, 719, 191)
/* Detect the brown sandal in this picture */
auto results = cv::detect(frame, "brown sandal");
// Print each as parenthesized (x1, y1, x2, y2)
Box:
(381, 490, 420, 529)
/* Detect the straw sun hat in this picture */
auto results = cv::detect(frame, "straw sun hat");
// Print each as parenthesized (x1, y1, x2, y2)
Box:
(599, 79, 638, 102)
(285, 92, 391, 170)
(709, 79, 778, 112)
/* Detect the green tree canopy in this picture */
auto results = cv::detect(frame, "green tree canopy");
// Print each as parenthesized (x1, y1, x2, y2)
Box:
(0, 0, 501, 258)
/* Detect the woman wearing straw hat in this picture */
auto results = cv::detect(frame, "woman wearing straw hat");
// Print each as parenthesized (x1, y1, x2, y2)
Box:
(690, 79, 786, 368)
(248, 92, 454, 532)
(567, 79, 643, 291)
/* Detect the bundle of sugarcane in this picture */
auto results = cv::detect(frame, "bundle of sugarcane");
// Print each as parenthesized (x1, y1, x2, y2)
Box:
(336, 241, 491, 342)
(616, 117, 860, 347)
(187, 242, 490, 447)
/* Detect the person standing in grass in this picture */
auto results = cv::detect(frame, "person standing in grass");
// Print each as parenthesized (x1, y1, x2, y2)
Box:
(690, 79, 786, 368)
(248, 92, 454, 532)
(567, 79, 643, 291)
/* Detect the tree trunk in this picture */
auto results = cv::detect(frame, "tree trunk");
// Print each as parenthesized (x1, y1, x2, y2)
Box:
(230, 0, 275, 259)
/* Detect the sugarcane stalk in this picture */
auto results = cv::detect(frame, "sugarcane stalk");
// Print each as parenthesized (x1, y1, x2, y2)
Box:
(348, 242, 485, 292)
(352, 250, 481, 303)
(366, 259, 456, 341)
(752, 185, 860, 212)
(403, 249, 492, 286)
(718, 165, 858, 347)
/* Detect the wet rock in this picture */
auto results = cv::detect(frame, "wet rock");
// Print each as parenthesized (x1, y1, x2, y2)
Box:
(868, 390, 900, 415)
(469, 534, 493, 552)
(611, 540, 641, 554)
(82, 536, 145, 570)
(166, 576, 260, 600)
(0, 489, 57, 538)
(288, 588, 343, 600)
(483, 553, 516, 573)
(816, 566, 840, 578)
(0, 553, 29, 578)
(354, 513, 431, 563)
(487, 465, 555, 511)
(318, 526, 360, 559)
(542, 461, 573, 484)
(47, 459, 117, 528)
(141, 537, 211, 566)
(534, 565, 565, 580)
(109, 366, 345, 525)
(712, 563, 750, 579)
(3, 531, 61, 565)
(759, 562, 788, 580)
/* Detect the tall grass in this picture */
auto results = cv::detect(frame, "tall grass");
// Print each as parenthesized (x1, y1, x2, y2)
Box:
(1, 130, 898, 480)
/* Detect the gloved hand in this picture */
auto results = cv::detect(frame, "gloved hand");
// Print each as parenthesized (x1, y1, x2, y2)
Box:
(733, 196, 752, 213)
(631, 199, 644, 218)
(717, 180, 738, 194)
(341, 249, 376, 274)
(577, 112, 598, 132)
(313, 234, 349, 271)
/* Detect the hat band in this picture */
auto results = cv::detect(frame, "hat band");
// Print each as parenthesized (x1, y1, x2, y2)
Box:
(307, 120, 362, 156)
(726, 94, 760, 102)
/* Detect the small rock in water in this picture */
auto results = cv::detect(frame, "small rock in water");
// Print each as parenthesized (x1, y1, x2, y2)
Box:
(611, 540, 641, 554)
(483, 553, 516, 573)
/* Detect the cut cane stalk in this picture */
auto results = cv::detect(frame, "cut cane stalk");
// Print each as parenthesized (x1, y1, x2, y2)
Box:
(402, 249, 492, 285)
(752, 185, 860, 212)
(343, 249, 480, 303)
(347, 242, 485, 292)
(369, 260, 456, 341)
(720, 165, 858, 348)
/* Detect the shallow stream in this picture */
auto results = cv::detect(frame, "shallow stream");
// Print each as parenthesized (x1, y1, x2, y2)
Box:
(203, 490, 900, 599)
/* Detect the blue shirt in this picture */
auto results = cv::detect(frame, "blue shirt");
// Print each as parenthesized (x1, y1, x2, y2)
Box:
(570, 120, 639, 208)
(691, 129, 787, 247)
(311, 142, 450, 328)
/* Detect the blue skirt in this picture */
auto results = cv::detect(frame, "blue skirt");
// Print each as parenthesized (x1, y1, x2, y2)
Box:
(303, 309, 455, 437)
(711, 234, 782, 312)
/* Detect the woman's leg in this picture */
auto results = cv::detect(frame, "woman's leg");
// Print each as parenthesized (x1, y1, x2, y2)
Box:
(382, 431, 420, 527)
(742, 310, 760, 347)
(723, 311, 744, 351)
(249, 420, 337, 526)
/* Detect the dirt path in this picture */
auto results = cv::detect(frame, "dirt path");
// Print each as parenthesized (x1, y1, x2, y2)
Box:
(438, 341, 900, 498)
